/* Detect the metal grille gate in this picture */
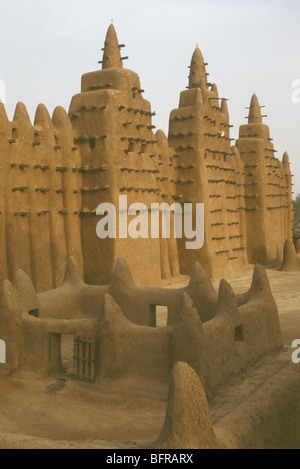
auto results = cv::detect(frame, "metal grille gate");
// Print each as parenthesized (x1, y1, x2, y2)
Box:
(73, 337, 96, 382)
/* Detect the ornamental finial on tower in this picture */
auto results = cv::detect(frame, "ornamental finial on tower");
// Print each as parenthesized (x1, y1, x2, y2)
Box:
(248, 94, 263, 124)
(99, 23, 123, 70)
(282, 151, 290, 166)
(188, 46, 207, 89)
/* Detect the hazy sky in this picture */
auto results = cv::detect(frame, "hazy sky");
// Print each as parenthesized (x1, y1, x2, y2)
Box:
(1, 0, 299, 194)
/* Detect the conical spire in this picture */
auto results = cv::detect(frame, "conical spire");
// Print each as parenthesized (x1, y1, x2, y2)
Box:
(211, 83, 218, 98)
(248, 94, 262, 124)
(112, 257, 134, 289)
(217, 278, 239, 318)
(0, 102, 9, 124)
(62, 257, 83, 286)
(188, 46, 207, 89)
(52, 106, 72, 130)
(221, 98, 229, 115)
(282, 151, 290, 166)
(13, 102, 32, 126)
(34, 103, 53, 129)
(12, 269, 38, 312)
(100, 23, 123, 70)
(153, 362, 218, 449)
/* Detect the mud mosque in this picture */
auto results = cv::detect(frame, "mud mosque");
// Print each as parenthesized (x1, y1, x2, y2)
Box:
(0, 23, 294, 291)
(0, 24, 299, 450)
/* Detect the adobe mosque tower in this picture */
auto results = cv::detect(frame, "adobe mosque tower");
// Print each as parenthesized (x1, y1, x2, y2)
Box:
(69, 24, 179, 286)
(168, 45, 293, 276)
(236, 94, 293, 264)
(168, 46, 247, 277)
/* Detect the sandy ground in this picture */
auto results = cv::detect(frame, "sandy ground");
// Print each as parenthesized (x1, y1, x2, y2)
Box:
(0, 375, 167, 448)
(0, 266, 299, 448)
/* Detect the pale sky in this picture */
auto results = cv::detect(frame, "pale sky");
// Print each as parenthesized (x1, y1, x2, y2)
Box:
(1, 0, 299, 195)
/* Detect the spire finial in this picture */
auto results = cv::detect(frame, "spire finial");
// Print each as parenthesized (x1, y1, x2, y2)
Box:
(248, 94, 262, 124)
(221, 98, 229, 116)
(188, 47, 207, 89)
(282, 151, 290, 166)
(99, 23, 123, 70)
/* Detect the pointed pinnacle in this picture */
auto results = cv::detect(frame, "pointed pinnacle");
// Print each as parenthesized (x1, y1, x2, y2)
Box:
(221, 98, 229, 115)
(188, 47, 207, 89)
(100, 23, 123, 70)
(248, 94, 262, 124)
(282, 151, 290, 166)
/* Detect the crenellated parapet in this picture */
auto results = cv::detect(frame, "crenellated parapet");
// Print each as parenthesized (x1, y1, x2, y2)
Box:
(0, 101, 83, 292)
(0, 257, 282, 392)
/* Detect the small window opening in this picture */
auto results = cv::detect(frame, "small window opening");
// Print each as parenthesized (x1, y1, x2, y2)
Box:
(0, 339, 6, 364)
(150, 305, 169, 327)
(28, 309, 39, 318)
(235, 325, 244, 342)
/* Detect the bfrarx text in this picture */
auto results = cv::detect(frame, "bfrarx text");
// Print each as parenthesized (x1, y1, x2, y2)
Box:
(106, 454, 194, 465)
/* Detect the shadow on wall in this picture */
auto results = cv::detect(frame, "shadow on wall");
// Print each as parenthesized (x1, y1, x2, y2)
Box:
(252, 246, 268, 265)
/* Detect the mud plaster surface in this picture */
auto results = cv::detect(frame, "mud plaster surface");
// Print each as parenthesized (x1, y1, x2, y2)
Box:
(0, 266, 299, 449)
(164, 265, 300, 346)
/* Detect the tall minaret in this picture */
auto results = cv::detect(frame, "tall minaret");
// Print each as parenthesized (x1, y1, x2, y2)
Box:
(236, 94, 292, 265)
(282, 151, 293, 241)
(101, 24, 123, 70)
(0, 103, 9, 283)
(188, 46, 208, 89)
(168, 46, 245, 277)
(69, 24, 167, 286)
(248, 94, 263, 124)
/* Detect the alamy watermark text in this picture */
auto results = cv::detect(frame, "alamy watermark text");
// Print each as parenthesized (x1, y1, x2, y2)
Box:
(96, 196, 204, 250)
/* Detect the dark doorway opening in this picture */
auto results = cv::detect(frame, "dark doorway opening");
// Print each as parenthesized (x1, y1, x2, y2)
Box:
(49, 333, 74, 377)
(61, 335, 75, 376)
(235, 325, 244, 342)
(49, 334, 96, 382)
